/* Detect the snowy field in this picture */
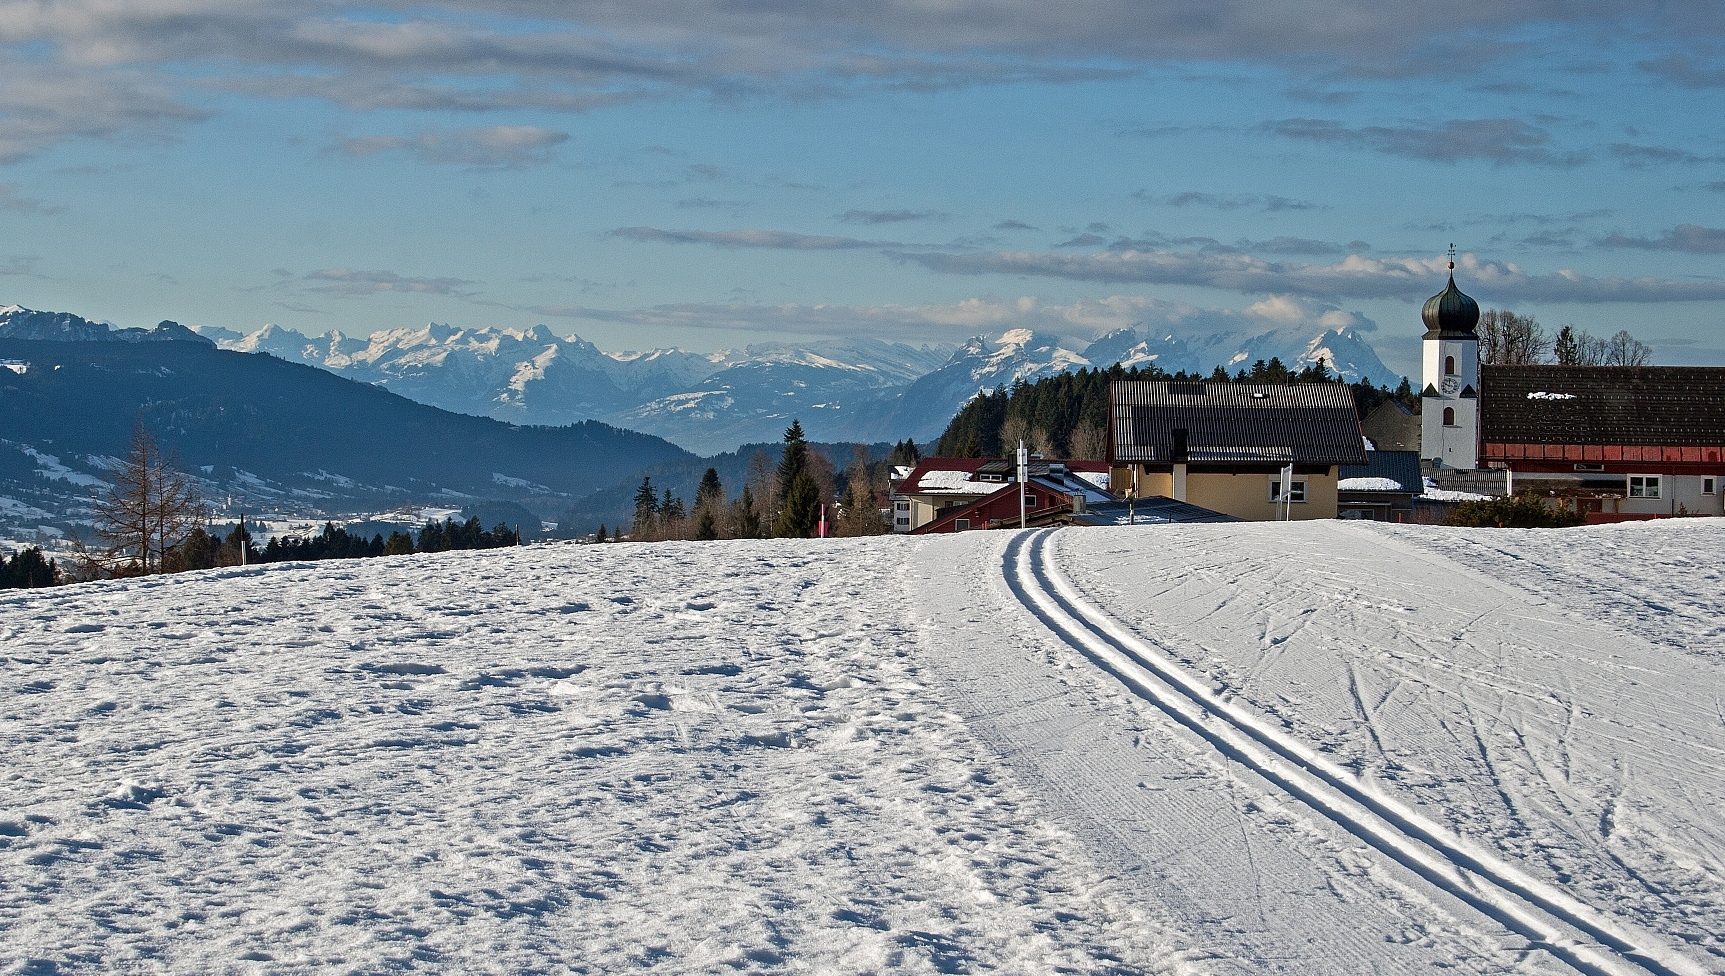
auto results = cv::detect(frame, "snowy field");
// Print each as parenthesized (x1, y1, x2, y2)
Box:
(3, 521, 1723, 975)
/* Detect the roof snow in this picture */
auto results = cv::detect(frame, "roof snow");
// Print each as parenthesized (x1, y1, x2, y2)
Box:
(917, 470, 1009, 494)
(1338, 477, 1403, 492)
(1422, 487, 1494, 502)
(1527, 391, 1577, 401)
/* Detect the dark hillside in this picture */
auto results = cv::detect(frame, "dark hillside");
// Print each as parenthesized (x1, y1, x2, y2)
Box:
(0, 339, 694, 514)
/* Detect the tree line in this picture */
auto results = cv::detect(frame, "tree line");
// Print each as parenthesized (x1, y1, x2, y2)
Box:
(0, 546, 60, 588)
(1479, 310, 1652, 367)
(603, 420, 908, 543)
(934, 358, 1415, 460)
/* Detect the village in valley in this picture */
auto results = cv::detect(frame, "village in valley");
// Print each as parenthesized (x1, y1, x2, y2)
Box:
(4, 3, 1724, 973)
(891, 257, 1708, 536)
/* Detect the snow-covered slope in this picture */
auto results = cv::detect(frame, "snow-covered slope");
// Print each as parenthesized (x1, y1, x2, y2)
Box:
(4, 521, 1722, 973)
(0, 538, 1178, 973)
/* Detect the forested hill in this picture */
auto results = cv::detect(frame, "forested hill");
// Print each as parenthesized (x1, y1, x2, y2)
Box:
(934, 359, 1417, 459)
(0, 338, 695, 513)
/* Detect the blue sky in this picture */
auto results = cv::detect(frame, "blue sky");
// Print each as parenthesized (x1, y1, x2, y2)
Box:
(0, 2, 1721, 379)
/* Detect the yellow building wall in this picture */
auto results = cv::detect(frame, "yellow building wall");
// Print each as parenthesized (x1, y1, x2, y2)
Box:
(1109, 465, 1340, 520)
(1109, 467, 1174, 499)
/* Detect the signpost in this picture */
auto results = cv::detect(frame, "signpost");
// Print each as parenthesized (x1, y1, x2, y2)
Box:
(1017, 441, 1028, 529)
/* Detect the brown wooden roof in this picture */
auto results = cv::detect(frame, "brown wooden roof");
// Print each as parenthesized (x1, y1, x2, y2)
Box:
(1110, 381, 1367, 466)
(1481, 365, 1725, 446)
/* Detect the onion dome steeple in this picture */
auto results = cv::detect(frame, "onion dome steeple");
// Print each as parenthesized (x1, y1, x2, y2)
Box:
(1422, 244, 1480, 339)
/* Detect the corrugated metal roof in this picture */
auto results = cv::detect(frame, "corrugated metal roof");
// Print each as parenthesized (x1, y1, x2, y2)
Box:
(1111, 381, 1367, 466)
(1481, 366, 1725, 446)
(1339, 450, 1422, 493)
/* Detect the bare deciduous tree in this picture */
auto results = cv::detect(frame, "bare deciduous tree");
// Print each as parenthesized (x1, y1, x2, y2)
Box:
(997, 415, 1031, 455)
(1553, 324, 1653, 366)
(1479, 309, 1550, 365)
(1068, 420, 1108, 461)
(1029, 426, 1055, 458)
(1602, 330, 1653, 366)
(92, 424, 204, 574)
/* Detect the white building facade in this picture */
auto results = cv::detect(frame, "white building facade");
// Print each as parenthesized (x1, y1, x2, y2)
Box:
(1419, 263, 1481, 470)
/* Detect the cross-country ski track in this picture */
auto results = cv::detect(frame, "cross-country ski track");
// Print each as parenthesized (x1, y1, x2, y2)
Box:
(6, 520, 1725, 974)
(1005, 527, 1700, 976)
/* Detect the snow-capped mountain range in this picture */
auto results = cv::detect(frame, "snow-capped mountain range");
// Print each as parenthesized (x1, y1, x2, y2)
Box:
(1, 305, 1396, 454)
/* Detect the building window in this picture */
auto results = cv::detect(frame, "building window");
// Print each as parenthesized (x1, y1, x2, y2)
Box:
(1705, 478, 1717, 495)
(1628, 475, 1661, 498)
(895, 516, 910, 526)
(954, 518, 971, 531)
(982, 474, 1003, 482)
(1444, 355, 1456, 376)
(1025, 494, 1039, 508)
(1269, 480, 1307, 503)
(1442, 407, 1456, 426)
(894, 500, 909, 511)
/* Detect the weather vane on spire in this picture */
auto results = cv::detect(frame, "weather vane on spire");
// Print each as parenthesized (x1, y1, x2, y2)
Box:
(1447, 243, 1456, 271)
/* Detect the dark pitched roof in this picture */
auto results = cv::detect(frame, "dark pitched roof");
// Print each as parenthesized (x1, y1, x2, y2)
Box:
(1481, 365, 1725, 446)
(1339, 450, 1422, 493)
(1111, 381, 1367, 466)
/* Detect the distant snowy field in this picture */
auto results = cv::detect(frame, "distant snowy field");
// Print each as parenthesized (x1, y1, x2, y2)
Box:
(4, 521, 1723, 975)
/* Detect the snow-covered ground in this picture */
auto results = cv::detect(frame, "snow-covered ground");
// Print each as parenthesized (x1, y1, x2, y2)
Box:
(3, 521, 1722, 974)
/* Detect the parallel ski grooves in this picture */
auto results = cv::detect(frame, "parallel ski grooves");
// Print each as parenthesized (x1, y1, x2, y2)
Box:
(1003, 528, 1703, 976)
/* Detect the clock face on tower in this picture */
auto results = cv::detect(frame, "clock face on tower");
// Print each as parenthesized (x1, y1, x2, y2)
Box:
(1441, 376, 1459, 396)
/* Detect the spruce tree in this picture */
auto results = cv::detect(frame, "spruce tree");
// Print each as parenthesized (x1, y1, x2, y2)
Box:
(596, 523, 607, 544)
(776, 469, 822, 538)
(696, 468, 724, 508)
(695, 507, 718, 541)
(632, 477, 657, 535)
(1553, 325, 1580, 365)
(774, 420, 809, 515)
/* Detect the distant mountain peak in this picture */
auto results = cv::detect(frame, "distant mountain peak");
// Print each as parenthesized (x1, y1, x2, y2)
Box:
(0, 306, 212, 345)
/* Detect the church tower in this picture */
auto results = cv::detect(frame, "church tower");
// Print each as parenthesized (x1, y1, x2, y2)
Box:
(1420, 246, 1481, 469)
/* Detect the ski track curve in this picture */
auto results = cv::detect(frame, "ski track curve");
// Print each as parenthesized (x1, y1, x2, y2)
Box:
(1007, 527, 1708, 976)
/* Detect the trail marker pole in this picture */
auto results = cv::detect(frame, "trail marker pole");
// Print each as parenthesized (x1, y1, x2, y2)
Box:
(1017, 441, 1028, 529)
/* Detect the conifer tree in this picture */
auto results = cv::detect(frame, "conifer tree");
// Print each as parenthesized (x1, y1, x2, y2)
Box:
(696, 468, 724, 508)
(632, 477, 657, 536)
(418, 518, 446, 553)
(773, 420, 809, 515)
(695, 507, 718, 541)
(887, 439, 921, 467)
(595, 523, 607, 544)
(0, 547, 60, 588)
(772, 420, 823, 537)
(383, 530, 415, 556)
(777, 469, 821, 538)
